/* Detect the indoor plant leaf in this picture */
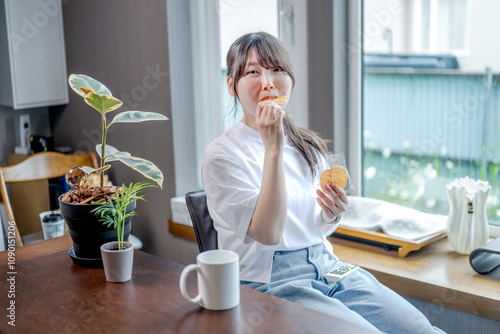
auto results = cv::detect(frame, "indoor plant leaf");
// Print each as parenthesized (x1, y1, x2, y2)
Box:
(68, 74, 112, 97)
(82, 165, 111, 175)
(64, 74, 168, 191)
(84, 92, 123, 114)
(112, 155, 164, 188)
(107, 111, 169, 128)
(95, 144, 131, 162)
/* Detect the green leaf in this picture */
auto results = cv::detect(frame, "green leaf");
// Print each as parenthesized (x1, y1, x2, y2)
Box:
(96, 144, 131, 162)
(82, 165, 111, 174)
(91, 182, 156, 240)
(84, 93, 123, 114)
(68, 74, 112, 97)
(112, 155, 164, 188)
(92, 203, 118, 228)
(108, 111, 168, 128)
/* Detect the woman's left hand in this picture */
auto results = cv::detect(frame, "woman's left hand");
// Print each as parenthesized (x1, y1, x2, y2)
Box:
(315, 183, 349, 221)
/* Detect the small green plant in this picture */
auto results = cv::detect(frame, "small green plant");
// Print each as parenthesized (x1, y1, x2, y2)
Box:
(68, 74, 167, 188)
(92, 182, 155, 250)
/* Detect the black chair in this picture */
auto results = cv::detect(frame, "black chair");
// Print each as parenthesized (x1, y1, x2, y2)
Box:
(185, 190, 218, 253)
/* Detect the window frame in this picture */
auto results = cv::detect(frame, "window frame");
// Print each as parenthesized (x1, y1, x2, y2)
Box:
(418, 0, 471, 57)
(332, 0, 362, 196)
(167, 0, 222, 196)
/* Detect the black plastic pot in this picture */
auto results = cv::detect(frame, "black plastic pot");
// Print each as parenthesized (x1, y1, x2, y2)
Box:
(59, 195, 136, 267)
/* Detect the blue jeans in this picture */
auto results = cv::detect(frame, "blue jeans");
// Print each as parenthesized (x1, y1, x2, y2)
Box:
(241, 244, 445, 334)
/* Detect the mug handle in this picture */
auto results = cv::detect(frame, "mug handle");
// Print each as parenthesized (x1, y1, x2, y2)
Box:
(179, 264, 202, 304)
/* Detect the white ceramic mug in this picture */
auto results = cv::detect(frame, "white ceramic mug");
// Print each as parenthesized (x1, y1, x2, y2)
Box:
(179, 250, 240, 310)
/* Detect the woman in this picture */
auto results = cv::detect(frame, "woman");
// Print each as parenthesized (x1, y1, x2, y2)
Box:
(202, 32, 444, 334)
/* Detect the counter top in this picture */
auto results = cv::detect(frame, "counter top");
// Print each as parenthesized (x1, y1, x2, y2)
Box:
(328, 236, 500, 321)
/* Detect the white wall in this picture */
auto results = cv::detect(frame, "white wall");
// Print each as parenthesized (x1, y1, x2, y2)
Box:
(363, 0, 500, 73)
(0, 106, 51, 166)
(363, 0, 408, 54)
(459, 0, 500, 72)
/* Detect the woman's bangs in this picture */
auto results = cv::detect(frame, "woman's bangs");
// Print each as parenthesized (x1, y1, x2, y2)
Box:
(255, 42, 284, 70)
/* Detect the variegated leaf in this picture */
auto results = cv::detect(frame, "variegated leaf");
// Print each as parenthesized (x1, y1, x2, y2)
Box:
(82, 165, 111, 174)
(113, 154, 164, 188)
(96, 144, 131, 162)
(84, 92, 123, 115)
(107, 111, 168, 128)
(69, 74, 112, 97)
(80, 87, 93, 95)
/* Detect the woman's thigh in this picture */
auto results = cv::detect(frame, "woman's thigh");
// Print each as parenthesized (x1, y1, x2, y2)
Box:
(331, 269, 445, 334)
(263, 278, 379, 332)
(242, 245, 444, 333)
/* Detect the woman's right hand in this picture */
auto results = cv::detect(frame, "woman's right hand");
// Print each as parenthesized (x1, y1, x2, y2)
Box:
(255, 102, 286, 152)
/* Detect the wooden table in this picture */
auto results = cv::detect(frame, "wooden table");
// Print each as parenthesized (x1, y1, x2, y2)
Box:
(329, 235, 500, 321)
(0, 236, 378, 333)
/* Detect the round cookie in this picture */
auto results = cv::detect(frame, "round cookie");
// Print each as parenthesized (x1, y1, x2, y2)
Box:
(258, 96, 287, 107)
(320, 166, 347, 191)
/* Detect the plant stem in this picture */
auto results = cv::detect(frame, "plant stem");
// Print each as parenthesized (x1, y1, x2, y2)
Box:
(117, 215, 122, 250)
(117, 192, 127, 250)
(120, 201, 124, 250)
(120, 217, 125, 250)
(100, 113, 107, 188)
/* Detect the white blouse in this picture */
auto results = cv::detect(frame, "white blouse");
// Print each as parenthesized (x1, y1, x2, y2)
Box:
(202, 121, 337, 283)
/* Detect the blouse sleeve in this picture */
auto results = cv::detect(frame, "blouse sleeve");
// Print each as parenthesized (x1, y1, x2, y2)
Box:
(202, 146, 260, 244)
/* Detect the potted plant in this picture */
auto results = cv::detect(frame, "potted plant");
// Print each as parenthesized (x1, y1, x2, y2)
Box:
(59, 74, 167, 267)
(94, 181, 154, 282)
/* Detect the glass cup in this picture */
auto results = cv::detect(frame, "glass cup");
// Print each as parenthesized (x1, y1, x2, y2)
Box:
(39, 211, 65, 240)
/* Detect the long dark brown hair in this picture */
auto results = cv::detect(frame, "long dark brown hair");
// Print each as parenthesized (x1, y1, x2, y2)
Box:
(226, 32, 329, 177)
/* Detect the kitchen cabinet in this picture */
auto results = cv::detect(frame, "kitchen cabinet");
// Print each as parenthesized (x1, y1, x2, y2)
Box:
(0, 0, 68, 109)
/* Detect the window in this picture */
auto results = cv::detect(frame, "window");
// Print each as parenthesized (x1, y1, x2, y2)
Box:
(363, 0, 470, 56)
(218, 0, 309, 130)
(218, 0, 279, 131)
(169, 1, 500, 235)
(415, 0, 470, 56)
(362, 0, 500, 228)
(168, 0, 307, 196)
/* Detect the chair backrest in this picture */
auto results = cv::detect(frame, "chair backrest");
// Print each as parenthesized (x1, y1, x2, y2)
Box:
(0, 151, 98, 247)
(185, 190, 218, 253)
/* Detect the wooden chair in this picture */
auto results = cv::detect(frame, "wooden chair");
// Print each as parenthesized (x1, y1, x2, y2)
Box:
(0, 151, 98, 247)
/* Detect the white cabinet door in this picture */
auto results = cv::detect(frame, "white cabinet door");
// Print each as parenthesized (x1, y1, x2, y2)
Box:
(0, 0, 68, 109)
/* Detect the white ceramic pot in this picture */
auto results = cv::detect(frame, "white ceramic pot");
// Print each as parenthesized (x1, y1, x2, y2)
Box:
(100, 241, 134, 282)
(446, 177, 490, 254)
